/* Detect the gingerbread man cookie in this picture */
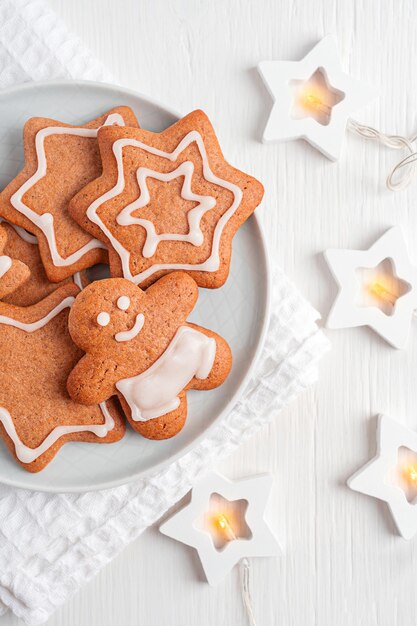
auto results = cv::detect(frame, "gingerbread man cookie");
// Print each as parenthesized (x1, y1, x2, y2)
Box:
(0, 224, 30, 299)
(0, 280, 125, 472)
(0, 106, 139, 282)
(69, 109, 264, 289)
(67, 272, 232, 439)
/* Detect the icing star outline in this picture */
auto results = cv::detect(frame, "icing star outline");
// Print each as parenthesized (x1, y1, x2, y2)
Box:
(116, 160, 216, 258)
(348, 415, 417, 540)
(258, 35, 376, 160)
(324, 227, 417, 349)
(160, 472, 281, 585)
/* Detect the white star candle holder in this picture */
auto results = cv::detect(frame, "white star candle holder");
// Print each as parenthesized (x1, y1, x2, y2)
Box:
(324, 226, 417, 349)
(258, 34, 376, 160)
(348, 415, 417, 540)
(159, 472, 281, 586)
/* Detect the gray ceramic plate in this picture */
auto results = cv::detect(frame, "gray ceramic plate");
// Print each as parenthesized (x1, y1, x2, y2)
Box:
(0, 80, 270, 492)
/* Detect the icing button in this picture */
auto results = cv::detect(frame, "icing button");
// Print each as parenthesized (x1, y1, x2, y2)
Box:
(97, 312, 111, 327)
(117, 296, 130, 311)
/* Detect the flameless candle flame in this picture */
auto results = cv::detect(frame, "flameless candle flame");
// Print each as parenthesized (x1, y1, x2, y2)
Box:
(405, 464, 417, 484)
(214, 513, 238, 542)
(300, 91, 331, 115)
(369, 281, 398, 306)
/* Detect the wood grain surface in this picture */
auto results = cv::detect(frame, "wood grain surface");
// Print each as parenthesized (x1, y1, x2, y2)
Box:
(3, 0, 417, 624)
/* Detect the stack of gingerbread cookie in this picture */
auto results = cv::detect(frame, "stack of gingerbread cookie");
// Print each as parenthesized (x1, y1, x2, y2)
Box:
(0, 105, 263, 472)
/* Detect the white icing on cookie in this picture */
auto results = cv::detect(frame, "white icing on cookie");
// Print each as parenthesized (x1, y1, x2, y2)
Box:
(0, 295, 115, 463)
(0, 217, 38, 245)
(85, 130, 243, 284)
(73, 272, 83, 289)
(1, 218, 82, 289)
(114, 313, 144, 342)
(1, 217, 82, 291)
(0, 402, 114, 464)
(0, 296, 75, 332)
(10, 113, 126, 267)
(97, 311, 110, 327)
(116, 326, 216, 421)
(116, 161, 216, 258)
(0, 255, 12, 279)
(117, 295, 130, 310)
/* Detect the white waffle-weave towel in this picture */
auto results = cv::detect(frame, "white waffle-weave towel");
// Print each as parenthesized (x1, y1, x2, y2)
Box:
(0, 1, 330, 624)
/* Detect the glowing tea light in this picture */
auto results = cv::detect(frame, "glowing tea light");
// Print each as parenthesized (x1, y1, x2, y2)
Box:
(404, 464, 417, 484)
(369, 281, 398, 306)
(213, 513, 238, 542)
(291, 73, 337, 126)
(395, 449, 417, 502)
(299, 90, 331, 116)
(368, 278, 415, 318)
(396, 455, 417, 505)
(207, 500, 248, 550)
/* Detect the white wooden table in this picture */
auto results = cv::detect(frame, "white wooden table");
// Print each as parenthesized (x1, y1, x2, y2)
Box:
(3, 0, 417, 624)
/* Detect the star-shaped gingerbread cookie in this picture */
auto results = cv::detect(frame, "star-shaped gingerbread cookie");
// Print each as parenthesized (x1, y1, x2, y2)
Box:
(68, 110, 264, 288)
(0, 282, 125, 472)
(67, 272, 232, 439)
(0, 106, 139, 282)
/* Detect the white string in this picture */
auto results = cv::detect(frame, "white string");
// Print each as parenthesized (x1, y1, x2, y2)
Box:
(239, 558, 259, 626)
(347, 118, 417, 191)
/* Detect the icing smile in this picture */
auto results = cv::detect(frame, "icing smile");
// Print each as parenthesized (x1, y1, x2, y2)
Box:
(115, 313, 145, 342)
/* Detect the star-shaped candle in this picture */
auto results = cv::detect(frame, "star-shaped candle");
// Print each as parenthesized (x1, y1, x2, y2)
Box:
(160, 472, 281, 585)
(258, 35, 376, 159)
(324, 227, 417, 349)
(348, 415, 417, 540)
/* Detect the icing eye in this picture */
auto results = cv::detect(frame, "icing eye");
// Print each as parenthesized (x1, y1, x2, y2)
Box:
(97, 312, 111, 327)
(117, 296, 130, 311)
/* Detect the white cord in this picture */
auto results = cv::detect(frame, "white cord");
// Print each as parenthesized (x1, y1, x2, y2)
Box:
(347, 118, 417, 191)
(240, 558, 259, 626)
